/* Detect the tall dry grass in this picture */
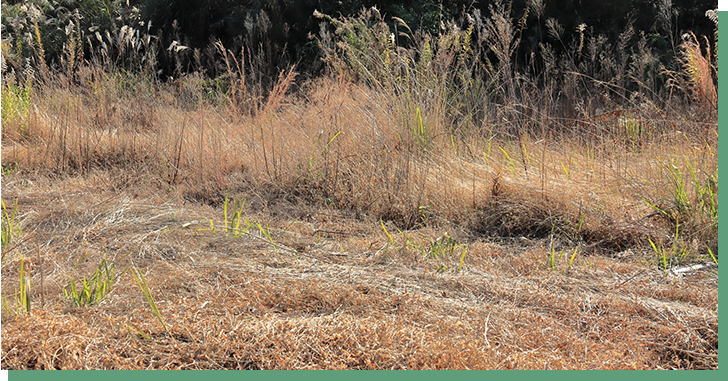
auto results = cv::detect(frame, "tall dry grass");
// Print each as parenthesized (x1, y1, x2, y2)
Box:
(1, 5, 718, 263)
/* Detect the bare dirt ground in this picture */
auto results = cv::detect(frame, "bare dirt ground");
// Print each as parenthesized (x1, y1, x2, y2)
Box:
(0, 172, 718, 369)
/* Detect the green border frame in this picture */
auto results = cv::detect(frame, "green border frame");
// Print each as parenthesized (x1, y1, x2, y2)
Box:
(718, 7, 725, 376)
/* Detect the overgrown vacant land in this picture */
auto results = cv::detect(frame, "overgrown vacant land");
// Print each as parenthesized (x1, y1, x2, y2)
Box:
(1, 2, 718, 369)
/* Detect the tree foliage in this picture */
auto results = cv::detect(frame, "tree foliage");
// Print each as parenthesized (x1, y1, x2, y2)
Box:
(1, 0, 718, 81)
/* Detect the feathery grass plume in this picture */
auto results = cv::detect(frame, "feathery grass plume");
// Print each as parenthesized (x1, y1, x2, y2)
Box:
(530, 0, 545, 20)
(258, 66, 298, 180)
(27, 4, 49, 80)
(705, 9, 718, 66)
(483, 0, 519, 116)
(677, 32, 717, 115)
(656, 0, 676, 48)
(60, 10, 83, 82)
(545, 18, 564, 42)
(215, 40, 249, 115)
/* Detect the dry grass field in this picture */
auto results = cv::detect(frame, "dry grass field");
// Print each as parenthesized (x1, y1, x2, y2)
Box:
(1, 6, 718, 369)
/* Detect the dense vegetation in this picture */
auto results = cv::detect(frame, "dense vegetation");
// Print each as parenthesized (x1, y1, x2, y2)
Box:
(1, 1, 718, 80)
(1, 0, 719, 292)
(0, 0, 718, 369)
(1, 0, 719, 294)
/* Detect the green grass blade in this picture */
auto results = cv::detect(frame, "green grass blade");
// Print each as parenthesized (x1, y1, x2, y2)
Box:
(223, 193, 229, 238)
(18, 255, 30, 313)
(706, 246, 718, 265)
(130, 267, 168, 332)
(568, 247, 579, 269)
(381, 219, 394, 245)
(459, 245, 467, 271)
(256, 222, 279, 256)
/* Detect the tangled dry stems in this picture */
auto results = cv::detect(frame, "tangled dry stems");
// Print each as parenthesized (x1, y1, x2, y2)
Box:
(0, 169, 718, 369)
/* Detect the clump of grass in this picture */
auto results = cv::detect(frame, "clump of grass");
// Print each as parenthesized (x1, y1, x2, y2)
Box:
(222, 194, 256, 238)
(1, 199, 22, 252)
(648, 224, 689, 273)
(420, 234, 468, 273)
(194, 194, 279, 255)
(381, 223, 469, 273)
(64, 253, 125, 308)
(195, 194, 254, 238)
(0, 199, 25, 319)
(0, 79, 33, 140)
(2, 161, 19, 176)
(642, 154, 718, 262)
(2, 255, 32, 317)
(545, 245, 580, 272)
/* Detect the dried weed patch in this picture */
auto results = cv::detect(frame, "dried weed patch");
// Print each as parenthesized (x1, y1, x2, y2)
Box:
(1, 178, 717, 369)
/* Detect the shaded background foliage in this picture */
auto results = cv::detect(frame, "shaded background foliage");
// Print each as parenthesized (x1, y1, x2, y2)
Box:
(142, 0, 717, 78)
(1, 0, 717, 80)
